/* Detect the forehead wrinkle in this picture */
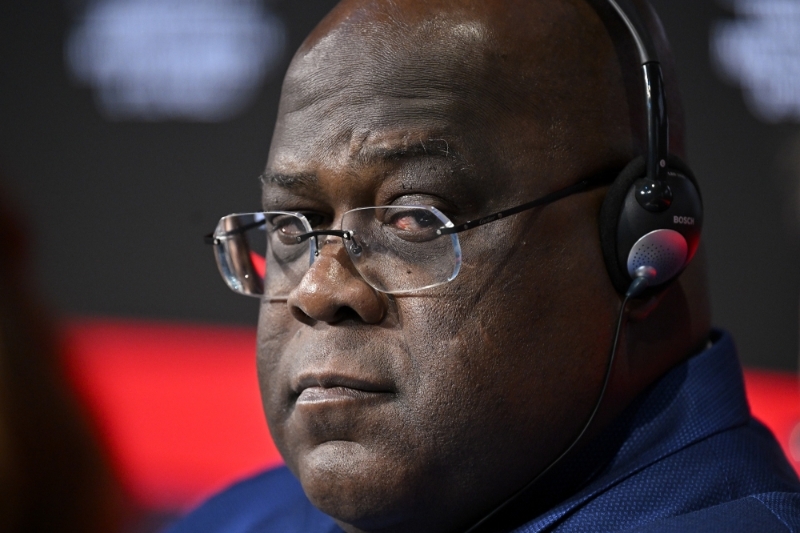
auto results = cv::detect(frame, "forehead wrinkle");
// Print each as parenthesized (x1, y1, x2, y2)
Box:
(268, 138, 466, 187)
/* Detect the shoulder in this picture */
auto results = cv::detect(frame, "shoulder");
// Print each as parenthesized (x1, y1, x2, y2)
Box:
(631, 492, 800, 532)
(645, 417, 800, 500)
(166, 466, 341, 533)
(550, 419, 800, 532)
(542, 330, 800, 533)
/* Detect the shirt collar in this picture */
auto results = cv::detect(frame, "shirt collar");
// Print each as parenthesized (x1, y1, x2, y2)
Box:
(512, 329, 749, 532)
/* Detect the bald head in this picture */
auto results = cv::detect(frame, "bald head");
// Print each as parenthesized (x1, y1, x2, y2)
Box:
(258, 2, 709, 532)
(271, 0, 684, 191)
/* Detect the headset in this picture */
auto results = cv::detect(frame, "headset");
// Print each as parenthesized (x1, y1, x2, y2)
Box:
(464, 1, 703, 531)
(599, 0, 703, 298)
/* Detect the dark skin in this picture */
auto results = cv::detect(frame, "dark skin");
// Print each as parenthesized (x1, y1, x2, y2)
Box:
(256, 1, 711, 532)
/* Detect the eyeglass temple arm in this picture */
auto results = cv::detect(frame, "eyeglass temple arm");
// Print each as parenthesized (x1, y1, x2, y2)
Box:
(437, 174, 614, 236)
(203, 218, 267, 245)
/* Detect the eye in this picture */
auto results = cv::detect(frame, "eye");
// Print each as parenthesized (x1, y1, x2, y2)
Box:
(380, 208, 443, 243)
(302, 213, 327, 229)
(388, 209, 438, 232)
(267, 214, 303, 235)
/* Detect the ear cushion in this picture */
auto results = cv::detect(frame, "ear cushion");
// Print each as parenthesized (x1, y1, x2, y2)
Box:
(599, 154, 699, 294)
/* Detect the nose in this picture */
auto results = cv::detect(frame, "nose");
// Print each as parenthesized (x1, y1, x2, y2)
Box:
(287, 239, 386, 325)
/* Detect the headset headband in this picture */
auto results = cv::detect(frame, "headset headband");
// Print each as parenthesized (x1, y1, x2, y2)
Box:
(606, 0, 668, 183)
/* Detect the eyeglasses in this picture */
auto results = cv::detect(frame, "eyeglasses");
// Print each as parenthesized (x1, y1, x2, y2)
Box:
(205, 175, 610, 298)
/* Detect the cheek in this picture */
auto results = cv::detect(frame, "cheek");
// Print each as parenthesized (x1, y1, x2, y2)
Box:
(256, 303, 293, 379)
(255, 304, 298, 458)
(383, 293, 545, 466)
(401, 224, 616, 459)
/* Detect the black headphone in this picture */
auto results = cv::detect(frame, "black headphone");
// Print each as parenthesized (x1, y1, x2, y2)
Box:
(598, 0, 703, 297)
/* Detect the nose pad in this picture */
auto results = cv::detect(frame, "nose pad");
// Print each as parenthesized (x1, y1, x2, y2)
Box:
(347, 237, 363, 256)
(313, 235, 342, 257)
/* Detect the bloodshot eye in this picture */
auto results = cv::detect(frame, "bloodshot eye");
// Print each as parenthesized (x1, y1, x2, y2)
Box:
(390, 209, 437, 232)
(384, 208, 442, 243)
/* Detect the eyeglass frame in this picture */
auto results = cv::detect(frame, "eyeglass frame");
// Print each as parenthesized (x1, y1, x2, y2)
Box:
(204, 172, 614, 294)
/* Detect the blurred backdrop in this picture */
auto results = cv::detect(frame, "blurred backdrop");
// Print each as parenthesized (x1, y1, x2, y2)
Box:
(0, 0, 798, 369)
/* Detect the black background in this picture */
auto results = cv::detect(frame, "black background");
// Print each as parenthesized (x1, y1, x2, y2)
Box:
(1, 0, 798, 370)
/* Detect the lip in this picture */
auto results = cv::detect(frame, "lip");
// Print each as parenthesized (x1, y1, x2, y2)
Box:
(292, 374, 395, 405)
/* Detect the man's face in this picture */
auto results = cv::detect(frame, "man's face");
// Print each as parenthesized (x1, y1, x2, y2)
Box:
(257, 2, 625, 531)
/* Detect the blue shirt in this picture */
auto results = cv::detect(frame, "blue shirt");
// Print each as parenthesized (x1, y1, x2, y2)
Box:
(169, 331, 800, 532)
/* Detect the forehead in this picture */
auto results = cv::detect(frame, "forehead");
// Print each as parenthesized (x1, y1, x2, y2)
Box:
(265, 0, 627, 200)
(269, 13, 502, 170)
(288, 14, 493, 107)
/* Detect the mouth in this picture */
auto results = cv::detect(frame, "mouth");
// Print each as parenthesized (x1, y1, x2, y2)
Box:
(293, 374, 396, 405)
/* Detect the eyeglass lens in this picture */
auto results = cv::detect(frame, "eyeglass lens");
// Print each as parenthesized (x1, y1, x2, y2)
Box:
(212, 207, 462, 298)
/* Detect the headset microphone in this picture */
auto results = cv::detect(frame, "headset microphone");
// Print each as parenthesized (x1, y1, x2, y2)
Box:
(626, 265, 657, 298)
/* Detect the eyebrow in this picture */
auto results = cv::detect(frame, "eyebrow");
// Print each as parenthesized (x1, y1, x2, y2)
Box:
(355, 138, 462, 165)
(260, 138, 465, 190)
(259, 171, 317, 190)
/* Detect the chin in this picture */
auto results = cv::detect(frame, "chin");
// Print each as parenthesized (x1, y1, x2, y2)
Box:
(294, 440, 426, 531)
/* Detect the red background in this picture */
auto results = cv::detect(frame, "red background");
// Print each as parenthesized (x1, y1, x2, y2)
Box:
(62, 319, 800, 513)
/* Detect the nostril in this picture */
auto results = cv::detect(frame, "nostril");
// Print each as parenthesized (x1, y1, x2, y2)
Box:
(289, 300, 360, 326)
(289, 304, 316, 326)
(331, 306, 360, 323)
